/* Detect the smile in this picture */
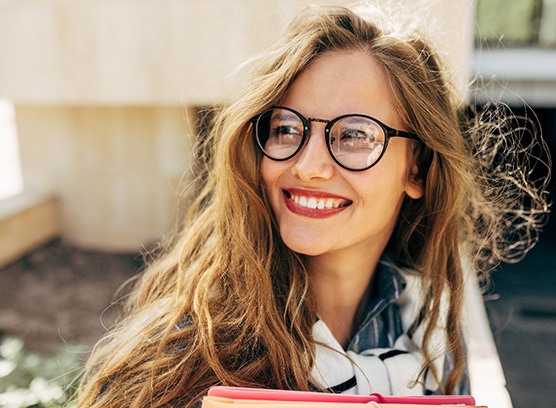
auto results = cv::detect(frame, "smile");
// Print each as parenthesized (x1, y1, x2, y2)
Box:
(283, 189, 351, 217)
(290, 193, 346, 209)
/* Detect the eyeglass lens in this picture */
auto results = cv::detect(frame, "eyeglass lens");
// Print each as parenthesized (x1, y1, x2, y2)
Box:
(255, 107, 386, 171)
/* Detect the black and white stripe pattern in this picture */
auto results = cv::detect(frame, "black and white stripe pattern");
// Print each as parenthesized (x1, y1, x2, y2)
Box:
(310, 268, 447, 396)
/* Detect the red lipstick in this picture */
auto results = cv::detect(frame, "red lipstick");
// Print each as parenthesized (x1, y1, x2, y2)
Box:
(283, 188, 351, 219)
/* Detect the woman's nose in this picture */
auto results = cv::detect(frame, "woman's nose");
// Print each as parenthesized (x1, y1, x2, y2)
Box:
(291, 124, 335, 181)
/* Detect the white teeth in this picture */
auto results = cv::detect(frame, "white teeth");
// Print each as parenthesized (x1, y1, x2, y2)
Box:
(307, 198, 318, 209)
(290, 194, 345, 210)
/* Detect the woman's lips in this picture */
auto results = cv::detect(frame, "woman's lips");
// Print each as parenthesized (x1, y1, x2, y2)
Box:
(283, 188, 352, 218)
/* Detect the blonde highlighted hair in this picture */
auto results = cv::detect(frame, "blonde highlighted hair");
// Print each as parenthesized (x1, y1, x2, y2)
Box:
(76, 5, 550, 407)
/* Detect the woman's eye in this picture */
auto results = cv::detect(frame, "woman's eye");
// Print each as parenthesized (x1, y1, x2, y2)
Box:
(272, 125, 300, 136)
(341, 129, 371, 143)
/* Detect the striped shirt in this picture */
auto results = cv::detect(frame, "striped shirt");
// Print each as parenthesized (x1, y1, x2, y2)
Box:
(329, 260, 470, 395)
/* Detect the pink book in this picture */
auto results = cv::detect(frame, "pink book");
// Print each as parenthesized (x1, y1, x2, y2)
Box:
(204, 386, 483, 407)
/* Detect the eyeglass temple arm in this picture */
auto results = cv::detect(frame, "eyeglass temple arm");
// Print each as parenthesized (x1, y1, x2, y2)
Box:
(389, 129, 420, 141)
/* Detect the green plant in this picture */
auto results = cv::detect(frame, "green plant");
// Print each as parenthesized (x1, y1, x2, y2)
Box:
(0, 336, 84, 408)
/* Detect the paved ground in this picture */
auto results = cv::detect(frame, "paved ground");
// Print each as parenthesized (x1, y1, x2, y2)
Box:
(0, 218, 554, 408)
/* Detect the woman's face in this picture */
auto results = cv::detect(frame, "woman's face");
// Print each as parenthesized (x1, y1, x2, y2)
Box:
(261, 50, 423, 261)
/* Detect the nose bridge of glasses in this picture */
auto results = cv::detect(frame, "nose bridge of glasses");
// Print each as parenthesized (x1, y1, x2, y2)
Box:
(306, 117, 331, 139)
(307, 117, 329, 124)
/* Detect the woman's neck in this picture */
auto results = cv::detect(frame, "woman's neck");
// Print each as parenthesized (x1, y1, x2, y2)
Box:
(308, 247, 382, 348)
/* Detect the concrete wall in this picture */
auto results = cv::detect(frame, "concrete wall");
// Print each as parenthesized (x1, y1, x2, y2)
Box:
(15, 106, 192, 250)
(0, 0, 475, 251)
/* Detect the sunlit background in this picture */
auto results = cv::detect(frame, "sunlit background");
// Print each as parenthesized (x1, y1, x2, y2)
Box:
(0, 1, 554, 407)
(0, 100, 23, 201)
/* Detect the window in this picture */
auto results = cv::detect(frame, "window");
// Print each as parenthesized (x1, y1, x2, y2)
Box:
(475, 0, 556, 47)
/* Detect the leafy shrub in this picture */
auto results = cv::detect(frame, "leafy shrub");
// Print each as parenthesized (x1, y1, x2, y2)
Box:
(0, 336, 83, 408)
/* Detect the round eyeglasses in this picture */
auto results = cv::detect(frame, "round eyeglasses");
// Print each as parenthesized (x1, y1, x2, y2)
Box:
(251, 106, 420, 171)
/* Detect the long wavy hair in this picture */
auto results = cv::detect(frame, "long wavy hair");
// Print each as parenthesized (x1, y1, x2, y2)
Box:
(76, 5, 550, 407)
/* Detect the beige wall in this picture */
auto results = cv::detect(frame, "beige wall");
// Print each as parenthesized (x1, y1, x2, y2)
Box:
(0, 0, 474, 251)
(0, 0, 473, 105)
(16, 106, 193, 250)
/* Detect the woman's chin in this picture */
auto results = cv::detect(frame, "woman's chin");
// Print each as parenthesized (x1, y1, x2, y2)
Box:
(280, 235, 329, 257)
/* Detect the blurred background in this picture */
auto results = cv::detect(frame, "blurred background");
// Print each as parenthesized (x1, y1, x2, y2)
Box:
(0, 1, 554, 407)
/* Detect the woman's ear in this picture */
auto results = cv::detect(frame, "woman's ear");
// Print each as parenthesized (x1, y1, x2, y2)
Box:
(404, 149, 424, 200)
(405, 169, 424, 199)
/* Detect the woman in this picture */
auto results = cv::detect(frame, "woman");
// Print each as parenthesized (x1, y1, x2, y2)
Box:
(76, 5, 549, 407)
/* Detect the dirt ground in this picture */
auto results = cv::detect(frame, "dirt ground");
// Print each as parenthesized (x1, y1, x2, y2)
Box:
(0, 239, 143, 355)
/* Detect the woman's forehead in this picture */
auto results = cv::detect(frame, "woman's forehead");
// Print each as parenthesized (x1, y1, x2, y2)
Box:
(278, 50, 401, 128)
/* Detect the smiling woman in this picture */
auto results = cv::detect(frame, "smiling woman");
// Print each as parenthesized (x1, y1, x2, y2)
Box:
(260, 51, 424, 348)
(75, 4, 550, 408)
(261, 51, 423, 268)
